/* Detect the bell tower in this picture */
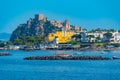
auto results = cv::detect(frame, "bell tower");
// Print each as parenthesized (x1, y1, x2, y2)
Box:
(62, 20, 70, 36)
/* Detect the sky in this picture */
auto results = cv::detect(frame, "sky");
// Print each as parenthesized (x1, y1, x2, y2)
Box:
(0, 0, 120, 33)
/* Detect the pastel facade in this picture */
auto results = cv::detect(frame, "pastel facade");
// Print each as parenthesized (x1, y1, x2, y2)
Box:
(48, 31, 74, 43)
(48, 20, 74, 43)
(87, 32, 104, 39)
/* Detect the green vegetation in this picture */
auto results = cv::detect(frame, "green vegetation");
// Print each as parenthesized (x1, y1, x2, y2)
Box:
(87, 35, 95, 38)
(93, 42, 108, 47)
(13, 36, 46, 46)
(110, 43, 120, 47)
(67, 33, 82, 45)
(0, 42, 6, 47)
(89, 28, 116, 33)
(72, 34, 81, 42)
(10, 19, 62, 42)
(0, 41, 12, 47)
(67, 40, 81, 45)
(104, 32, 113, 38)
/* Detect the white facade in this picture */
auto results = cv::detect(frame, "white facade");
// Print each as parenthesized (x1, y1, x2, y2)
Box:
(88, 38, 96, 42)
(110, 31, 120, 43)
(54, 37, 59, 44)
(87, 32, 105, 39)
(80, 30, 120, 43)
(8, 45, 20, 50)
(86, 32, 105, 42)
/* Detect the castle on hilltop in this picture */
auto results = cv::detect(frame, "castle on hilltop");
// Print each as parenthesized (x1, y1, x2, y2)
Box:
(35, 14, 47, 21)
(31, 14, 83, 43)
(10, 14, 83, 43)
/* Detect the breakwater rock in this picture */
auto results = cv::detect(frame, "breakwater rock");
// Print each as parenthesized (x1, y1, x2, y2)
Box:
(24, 56, 111, 60)
(0, 52, 11, 56)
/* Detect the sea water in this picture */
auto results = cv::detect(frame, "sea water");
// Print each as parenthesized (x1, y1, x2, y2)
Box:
(0, 50, 120, 80)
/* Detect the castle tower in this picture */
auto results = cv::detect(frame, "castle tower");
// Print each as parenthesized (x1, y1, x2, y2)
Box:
(62, 20, 70, 36)
(35, 14, 47, 21)
(64, 20, 70, 30)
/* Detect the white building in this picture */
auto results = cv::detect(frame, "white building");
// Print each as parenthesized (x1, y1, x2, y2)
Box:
(8, 45, 20, 50)
(110, 31, 120, 43)
(87, 32, 105, 39)
(54, 37, 59, 44)
(86, 32, 105, 42)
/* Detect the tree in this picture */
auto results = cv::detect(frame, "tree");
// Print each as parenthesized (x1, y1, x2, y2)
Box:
(12, 36, 46, 45)
(87, 35, 95, 38)
(96, 36, 101, 42)
(109, 29, 115, 32)
(104, 32, 112, 38)
(72, 34, 81, 42)
(13, 39, 23, 45)
(0, 42, 5, 47)
(103, 32, 113, 42)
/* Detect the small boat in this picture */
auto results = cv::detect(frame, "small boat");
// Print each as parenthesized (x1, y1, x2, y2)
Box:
(101, 51, 106, 54)
(112, 56, 120, 60)
(24, 46, 34, 51)
(55, 53, 72, 57)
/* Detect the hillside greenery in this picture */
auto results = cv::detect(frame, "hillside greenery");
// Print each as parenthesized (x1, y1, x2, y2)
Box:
(13, 36, 46, 46)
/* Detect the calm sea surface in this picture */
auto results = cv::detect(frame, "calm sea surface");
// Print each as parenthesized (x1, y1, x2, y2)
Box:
(0, 50, 120, 80)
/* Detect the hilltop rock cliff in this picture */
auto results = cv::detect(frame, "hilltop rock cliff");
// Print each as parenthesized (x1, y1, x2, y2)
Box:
(10, 14, 62, 42)
(10, 14, 83, 42)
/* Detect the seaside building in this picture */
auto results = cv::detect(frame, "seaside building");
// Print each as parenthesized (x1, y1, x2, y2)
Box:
(81, 31, 105, 43)
(8, 45, 20, 50)
(87, 32, 104, 39)
(48, 20, 74, 43)
(86, 32, 105, 42)
(48, 31, 74, 43)
(110, 31, 120, 43)
(53, 36, 59, 44)
(86, 30, 120, 43)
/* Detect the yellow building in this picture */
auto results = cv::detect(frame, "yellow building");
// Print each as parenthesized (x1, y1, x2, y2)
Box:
(48, 20, 75, 43)
(48, 31, 74, 43)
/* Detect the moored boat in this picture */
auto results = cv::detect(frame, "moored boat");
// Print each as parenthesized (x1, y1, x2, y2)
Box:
(55, 53, 72, 57)
(112, 56, 120, 60)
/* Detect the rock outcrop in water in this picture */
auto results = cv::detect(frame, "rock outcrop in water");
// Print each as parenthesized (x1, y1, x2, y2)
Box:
(24, 56, 111, 60)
